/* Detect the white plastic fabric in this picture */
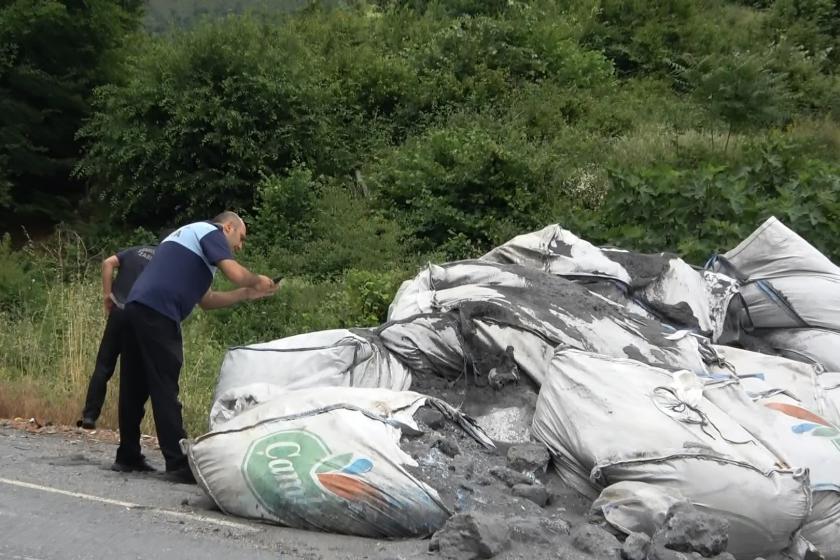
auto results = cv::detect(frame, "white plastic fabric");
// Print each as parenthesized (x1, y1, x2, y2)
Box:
(724, 217, 839, 281)
(761, 328, 840, 372)
(388, 260, 709, 379)
(213, 329, 411, 423)
(716, 217, 840, 372)
(805, 492, 840, 560)
(201, 219, 840, 552)
(707, 345, 840, 558)
(590, 481, 689, 537)
(531, 349, 810, 559)
(481, 224, 632, 283)
(482, 224, 739, 339)
(376, 314, 466, 379)
(188, 387, 492, 538)
(703, 380, 840, 559)
(710, 345, 840, 427)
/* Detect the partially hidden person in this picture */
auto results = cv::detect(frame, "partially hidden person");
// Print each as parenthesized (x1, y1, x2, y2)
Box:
(77, 244, 157, 430)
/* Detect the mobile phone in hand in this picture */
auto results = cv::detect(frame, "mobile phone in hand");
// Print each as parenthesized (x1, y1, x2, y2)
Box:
(272, 275, 283, 284)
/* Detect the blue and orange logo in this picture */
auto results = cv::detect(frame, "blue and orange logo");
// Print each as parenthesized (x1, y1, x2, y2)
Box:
(242, 429, 390, 514)
(764, 402, 840, 452)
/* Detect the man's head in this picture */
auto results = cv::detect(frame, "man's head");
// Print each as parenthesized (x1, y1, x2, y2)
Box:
(212, 211, 246, 253)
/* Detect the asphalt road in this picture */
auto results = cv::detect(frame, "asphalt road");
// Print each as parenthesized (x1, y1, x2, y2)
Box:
(0, 425, 427, 560)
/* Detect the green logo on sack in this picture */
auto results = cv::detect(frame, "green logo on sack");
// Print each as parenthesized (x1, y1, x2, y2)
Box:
(242, 429, 384, 513)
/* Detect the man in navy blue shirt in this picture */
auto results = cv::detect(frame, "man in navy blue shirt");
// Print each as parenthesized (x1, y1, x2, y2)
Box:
(77, 245, 156, 430)
(114, 211, 276, 483)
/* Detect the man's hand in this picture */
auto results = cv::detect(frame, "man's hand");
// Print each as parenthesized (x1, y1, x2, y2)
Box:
(199, 282, 279, 310)
(254, 275, 274, 292)
(244, 284, 277, 301)
(101, 255, 119, 316)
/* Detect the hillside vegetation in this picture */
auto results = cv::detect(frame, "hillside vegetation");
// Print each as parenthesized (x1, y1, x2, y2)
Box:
(1, 0, 838, 432)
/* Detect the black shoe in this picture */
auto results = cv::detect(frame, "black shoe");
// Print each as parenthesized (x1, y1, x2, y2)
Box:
(111, 457, 157, 473)
(77, 417, 96, 430)
(163, 466, 196, 485)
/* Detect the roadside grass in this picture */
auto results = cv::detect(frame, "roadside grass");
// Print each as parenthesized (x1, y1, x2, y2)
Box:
(0, 278, 226, 436)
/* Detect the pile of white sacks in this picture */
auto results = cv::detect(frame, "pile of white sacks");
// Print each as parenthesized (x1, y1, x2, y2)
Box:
(185, 217, 840, 559)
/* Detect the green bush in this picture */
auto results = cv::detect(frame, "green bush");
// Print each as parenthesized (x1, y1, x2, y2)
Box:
(402, 7, 611, 109)
(205, 270, 406, 347)
(292, 184, 408, 277)
(0, 0, 140, 222)
(586, 135, 840, 262)
(765, 0, 840, 71)
(581, 0, 712, 76)
(249, 168, 407, 278)
(378, 0, 511, 18)
(248, 168, 320, 254)
(76, 15, 356, 226)
(765, 41, 840, 117)
(0, 235, 43, 315)
(0, 154, 11, 208)
(343, 268, 406, 324)
(76, 225, 162, 258)
(369, 114, 564, 259)
(675, 50, 794, 144)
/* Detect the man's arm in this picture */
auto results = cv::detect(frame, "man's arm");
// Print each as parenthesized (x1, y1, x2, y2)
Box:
(198, 286, 275, 310)
(102, 255, 119, 315)
(217, 259, 273, 291)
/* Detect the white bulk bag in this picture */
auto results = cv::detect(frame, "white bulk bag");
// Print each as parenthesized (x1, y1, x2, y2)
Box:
(704, 381, 840, 559)
(761, 328, 840, 373)
(388, 261, 708, 377)
(214, 329, 411, 405)
(710, 344, 840, 427)
(376, 314, 466, 379)
(483, 224, 739, 337)
(590, 481, 689, 537)
(189, 388, 491, 538)
(531, 349, 810, 559)
(481, 224, 632, 283)
(719, 216, 840, 331)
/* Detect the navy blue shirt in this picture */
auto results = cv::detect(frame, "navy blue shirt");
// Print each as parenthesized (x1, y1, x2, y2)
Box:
(127, 222, 234, 322)
(111, 245, 156, 308)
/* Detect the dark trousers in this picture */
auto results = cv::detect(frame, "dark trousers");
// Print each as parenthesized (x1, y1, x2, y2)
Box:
(81, 308, 127, 421)
(117, 302, 187, 471)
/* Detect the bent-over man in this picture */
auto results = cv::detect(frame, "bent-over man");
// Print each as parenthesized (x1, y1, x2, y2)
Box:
(113, 212, 276, 483)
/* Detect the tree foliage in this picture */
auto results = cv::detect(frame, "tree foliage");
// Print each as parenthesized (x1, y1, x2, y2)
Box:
(75, 3, 614, 227)
(675, 51, 794, 148)
(3, 0, 840, 437)
(369, 114, 563, 258)
(0, 0, 140, 221)
(0, 0, 836, 272)
(586, 135, 840, 263)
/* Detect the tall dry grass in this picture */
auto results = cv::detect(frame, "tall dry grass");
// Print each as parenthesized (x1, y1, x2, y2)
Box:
(0, 277, 226, 436)
(0, 280, 103, 424)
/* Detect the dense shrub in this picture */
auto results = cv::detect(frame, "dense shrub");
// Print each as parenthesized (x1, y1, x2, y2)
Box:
(585, 136, 840, 262)
(369, 115, 564, 259)
(674, 50, 794, 145)
(76, 16, 369, 226)
(0, 235, 43, 315)
(205, 268, 406, 347)
(580, 0, 715, 76)
(0, 0, 140, 222)
(249, 168, 407, 277)
(765, 0, 840, 71)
